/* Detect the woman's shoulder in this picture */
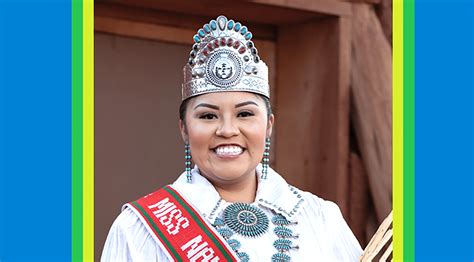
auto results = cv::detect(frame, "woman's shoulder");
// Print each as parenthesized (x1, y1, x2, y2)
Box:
(291, 186, 345, 220)
(101, 207, 169, 261)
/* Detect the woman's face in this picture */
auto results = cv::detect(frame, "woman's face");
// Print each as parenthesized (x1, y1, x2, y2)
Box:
(180, 92, 273, 185)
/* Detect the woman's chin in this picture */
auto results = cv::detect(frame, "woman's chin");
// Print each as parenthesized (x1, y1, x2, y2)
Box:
(204, 165, 255, 183)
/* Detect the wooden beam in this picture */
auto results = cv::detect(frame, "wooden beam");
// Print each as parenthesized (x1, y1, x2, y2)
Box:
(95, 2, 277, 41)
(350, 3, 392, 222)
(246, 0, 351, 16)
(96, 0, 333, 25)
(95, 16, 193, 45)
(95, 15, 275, 54)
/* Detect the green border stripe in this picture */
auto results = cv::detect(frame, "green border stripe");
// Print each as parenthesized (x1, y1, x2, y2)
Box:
(164, 187, 234, 260)
(131, 201, 182, 260)
(72, 0, 83, 261)
(403, 0, 415, 260)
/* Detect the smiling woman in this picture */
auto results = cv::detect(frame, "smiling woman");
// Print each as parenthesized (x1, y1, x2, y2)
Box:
(101, 15, 363, 262)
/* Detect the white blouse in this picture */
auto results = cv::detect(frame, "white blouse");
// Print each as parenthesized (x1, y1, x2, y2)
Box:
(101, 165, 363, 261)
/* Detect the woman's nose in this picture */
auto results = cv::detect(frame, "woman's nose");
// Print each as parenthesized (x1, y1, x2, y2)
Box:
(216, 118, 239, 137)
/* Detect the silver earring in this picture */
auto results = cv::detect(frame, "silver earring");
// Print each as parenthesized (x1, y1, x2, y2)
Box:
(185, 143, 192, 183)
(261, 137, 270, 179)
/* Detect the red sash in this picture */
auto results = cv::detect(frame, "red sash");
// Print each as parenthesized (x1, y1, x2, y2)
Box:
(124, 185, 238, 262)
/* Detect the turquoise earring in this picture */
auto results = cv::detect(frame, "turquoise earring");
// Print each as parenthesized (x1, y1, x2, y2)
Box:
(185, 143, 192, 183)
(261, 137, 270, 179)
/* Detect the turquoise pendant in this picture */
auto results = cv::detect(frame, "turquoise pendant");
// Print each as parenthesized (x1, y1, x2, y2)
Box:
(223, 203, 269, 238)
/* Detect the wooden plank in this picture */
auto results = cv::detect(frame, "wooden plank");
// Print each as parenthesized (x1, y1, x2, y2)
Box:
(275, 17, 350, 203)
(334, 15, 352, 216)
(246, 0, 351, 16)
(95, 2, 277, 41)
(96, 0, 331, 25)
(95, 16, 275, 52)
(350, 3, 392, 222)
(95, 16, 194, 45)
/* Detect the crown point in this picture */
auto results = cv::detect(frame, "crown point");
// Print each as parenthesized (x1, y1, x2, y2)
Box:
(198, 29, 206, 38)
(240, 26, 248, 35)
(210, 20, 217, 30)
(234, 22, 242, 31)
(217, 16, 227, 30)
(251, 47, 258, 55)
(227, 20, 235, 30)
(244, 32, 253, 40)
(203, 24, 211, 33)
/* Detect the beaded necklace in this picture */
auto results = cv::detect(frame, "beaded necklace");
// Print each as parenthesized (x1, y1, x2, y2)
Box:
(211, 201, 299, 262)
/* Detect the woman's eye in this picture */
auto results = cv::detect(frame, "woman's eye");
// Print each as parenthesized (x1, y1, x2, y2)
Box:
(199, 113, 217, 120)
(238, 111, 254, 118)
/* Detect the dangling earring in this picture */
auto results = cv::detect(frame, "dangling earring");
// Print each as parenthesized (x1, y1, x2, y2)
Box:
(261, 137, 270, 179)
(185, 142, 192, 183)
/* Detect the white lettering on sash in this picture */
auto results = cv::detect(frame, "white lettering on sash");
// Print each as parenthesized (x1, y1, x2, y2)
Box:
(181, 235, 219, 261)
(148, 197, 189, 235)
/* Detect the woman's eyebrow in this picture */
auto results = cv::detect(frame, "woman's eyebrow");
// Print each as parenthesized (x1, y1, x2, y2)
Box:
(235, 101, 259, 108)
(193, 103, 219, 110)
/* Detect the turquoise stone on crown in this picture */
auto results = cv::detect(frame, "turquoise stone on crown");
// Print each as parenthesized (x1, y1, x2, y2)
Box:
(244, 32, 252, 40)
(198, 29, 206, 37)
(204, 24, 211, 33)
(227, 20, 234, 30)
(210, 20, 217, 30)
(234, 22, 242, 31)
(240, 26, 248, 35)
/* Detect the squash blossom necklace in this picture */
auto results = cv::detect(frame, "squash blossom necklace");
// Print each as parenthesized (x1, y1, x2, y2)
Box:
(212, 202, 299, 262)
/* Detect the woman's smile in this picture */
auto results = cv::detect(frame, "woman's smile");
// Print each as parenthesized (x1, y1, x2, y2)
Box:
(212, 144, 245, 158)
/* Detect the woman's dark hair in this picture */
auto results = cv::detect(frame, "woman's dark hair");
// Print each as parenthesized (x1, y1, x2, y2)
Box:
(179, 94, 272, 122)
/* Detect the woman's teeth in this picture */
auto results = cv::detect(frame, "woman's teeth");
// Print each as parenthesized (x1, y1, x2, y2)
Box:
(215, 146, 243, 156)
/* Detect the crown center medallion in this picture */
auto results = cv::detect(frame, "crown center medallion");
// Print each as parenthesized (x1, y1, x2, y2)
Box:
(206, 50, 242, 88)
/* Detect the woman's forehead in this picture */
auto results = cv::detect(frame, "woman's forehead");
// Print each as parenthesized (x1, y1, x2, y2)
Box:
(190, 92, 262, 106)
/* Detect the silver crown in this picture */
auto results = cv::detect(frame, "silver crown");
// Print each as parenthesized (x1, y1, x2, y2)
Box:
(182, 15, 269, 101)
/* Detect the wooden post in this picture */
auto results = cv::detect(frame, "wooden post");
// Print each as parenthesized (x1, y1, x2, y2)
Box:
(350, 3, 392, 222)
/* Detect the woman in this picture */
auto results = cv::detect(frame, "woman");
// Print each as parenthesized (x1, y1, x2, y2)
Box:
(102, 15, 362, 262)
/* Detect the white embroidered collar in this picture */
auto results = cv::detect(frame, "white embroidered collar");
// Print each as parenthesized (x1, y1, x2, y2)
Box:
(172, 164, 306, 222)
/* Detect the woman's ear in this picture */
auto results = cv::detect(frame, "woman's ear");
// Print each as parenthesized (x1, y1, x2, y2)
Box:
(179, 119, 188, 143)
(266, 114, 275, 138)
